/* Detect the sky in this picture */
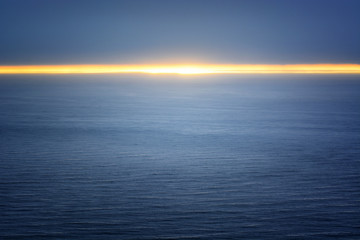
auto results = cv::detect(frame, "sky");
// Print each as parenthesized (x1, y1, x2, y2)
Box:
(1, 0, 360, 66)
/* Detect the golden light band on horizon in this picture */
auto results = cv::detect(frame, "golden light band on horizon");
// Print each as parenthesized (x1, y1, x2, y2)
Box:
(1, 64, 360, 75)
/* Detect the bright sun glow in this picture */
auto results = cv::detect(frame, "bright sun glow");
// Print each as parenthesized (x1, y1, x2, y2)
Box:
(0, 64, 360, 75)
(142, 66, 216, 74)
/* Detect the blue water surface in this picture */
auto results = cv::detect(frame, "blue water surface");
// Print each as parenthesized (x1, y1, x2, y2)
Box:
(0, 76, 359, 239)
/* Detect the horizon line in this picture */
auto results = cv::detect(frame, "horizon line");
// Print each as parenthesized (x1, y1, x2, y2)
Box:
(1, 64, 360, 75)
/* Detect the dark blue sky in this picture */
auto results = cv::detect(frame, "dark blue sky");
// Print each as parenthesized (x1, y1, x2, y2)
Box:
(1, 0, 360, 65)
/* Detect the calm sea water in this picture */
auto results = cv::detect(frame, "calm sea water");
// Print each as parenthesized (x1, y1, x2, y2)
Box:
(1, 76, 359, 239)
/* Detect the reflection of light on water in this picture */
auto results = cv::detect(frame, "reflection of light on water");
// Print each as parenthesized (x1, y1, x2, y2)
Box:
(1, 64, 360, 75)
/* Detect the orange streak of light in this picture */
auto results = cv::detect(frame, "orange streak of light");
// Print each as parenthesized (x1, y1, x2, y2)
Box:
(0, 64, 360, 75)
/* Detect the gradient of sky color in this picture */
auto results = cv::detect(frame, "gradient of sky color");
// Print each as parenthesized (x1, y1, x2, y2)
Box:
(1, 0, 360, 65)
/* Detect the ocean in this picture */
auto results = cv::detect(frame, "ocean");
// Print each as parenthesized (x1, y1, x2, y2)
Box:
(1, 75, 359, 239)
